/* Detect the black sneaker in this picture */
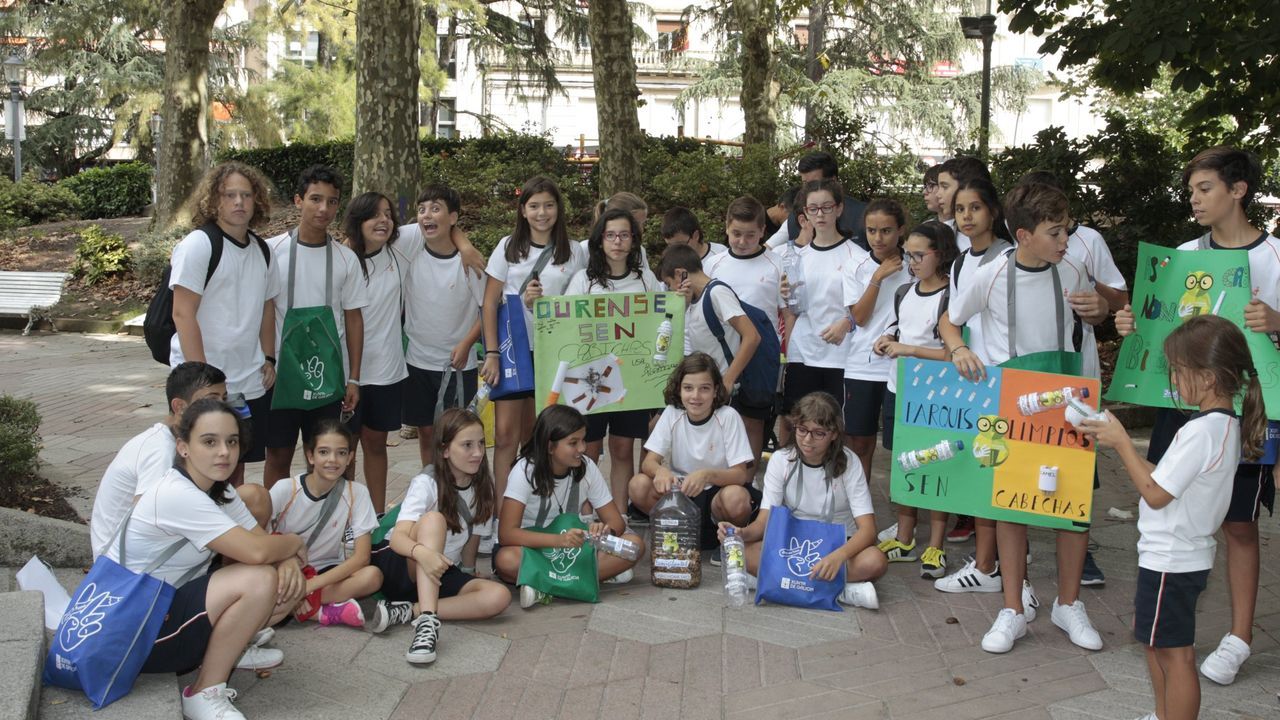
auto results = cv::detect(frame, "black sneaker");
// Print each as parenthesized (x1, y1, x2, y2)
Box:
(626, 504, 650, 527)
(363, 598, 415, 634)
(708, 547, 722, 567)
(406, 612, 440, 664)
(1080, 550, 1105, 586)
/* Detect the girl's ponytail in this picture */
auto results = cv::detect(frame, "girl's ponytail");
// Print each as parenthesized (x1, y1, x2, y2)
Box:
(1240, 369, 1267, 461)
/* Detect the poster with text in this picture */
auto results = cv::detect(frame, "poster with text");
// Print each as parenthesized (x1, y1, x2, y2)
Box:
(1105, 242, 1280, 419)
(889, 359, 1100, 531)
(533, 292, 685, 413)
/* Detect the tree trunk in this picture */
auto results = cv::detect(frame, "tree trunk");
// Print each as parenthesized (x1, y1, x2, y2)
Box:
(154, 0, 225, 231)
(735, 0, 778, 147)
(803, 0, 827, 141)
(354, 0, 421, 219)
(588, 0, 644, 195)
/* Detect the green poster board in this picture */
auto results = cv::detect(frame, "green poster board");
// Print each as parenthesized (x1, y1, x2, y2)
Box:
(889, 359, 1099, 531)
(533, 292, 685, 413)
(1105, 242, 1280, 419)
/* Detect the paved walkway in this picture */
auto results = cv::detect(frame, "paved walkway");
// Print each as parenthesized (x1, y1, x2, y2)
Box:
(1, 331, 1277, 719)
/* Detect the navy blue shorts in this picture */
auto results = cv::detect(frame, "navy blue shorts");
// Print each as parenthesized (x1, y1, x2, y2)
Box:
(1133, 566, 1208, 648)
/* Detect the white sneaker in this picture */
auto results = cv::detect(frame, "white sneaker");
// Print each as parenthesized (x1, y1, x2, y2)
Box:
(1022, 580, 1039, 623)
(603, 568, 634, 584)
(234, 644, 283, 670)
(182, 683, 245, 720)
(1133, 714, 1157, 720)
(981, 608, 1027, 653)
(250, 627, 274, 647)
(933, 558, 1001, 593)
(519, 584, 551, 609)
(837, 582, 879, 609)
(876, 522, 899, 544)
(1200, 633, 1250, 685)
(1051, 599, 1103, 650)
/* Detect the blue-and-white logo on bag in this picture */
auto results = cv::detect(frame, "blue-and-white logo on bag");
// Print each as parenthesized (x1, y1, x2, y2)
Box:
(778, 537, 823, 577)
(58, 582, 122, 652)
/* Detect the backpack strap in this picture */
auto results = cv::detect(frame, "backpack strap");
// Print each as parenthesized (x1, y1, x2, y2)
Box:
(891, 282, 912, 336)
(533, 474, 583, 528)
(782, 453, 834, 524)
(518, 243, 557, 296)
(199, 222, 226, 287)
(701, 279, 737, 364)
(306, 477, 348, 550)
(1197, 232, 1212, 250)
(1007, 257, 1064, 359)
(286, 228, 333, 312)
(114, 498, 205, 588)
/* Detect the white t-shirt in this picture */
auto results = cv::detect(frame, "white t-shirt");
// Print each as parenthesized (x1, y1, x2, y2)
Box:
(683, 282, 746, 374)
(90, 423, 175, 558)
(503, 457, 613, 529)
(761, 448, 874, 537)
(787, 239, 868, 369)
(644, 405, 754, 476)
(168, 228, 278, 399)
(843, 253, 911, 381)
(400, 468, 494, 563)
(269, 474, 379, 569)
(948, 243, 1013, 366)
(485, 236, 588, 341)
(1067, 225, 1127, 379)
(400, 237, 485, 372)
(267, 233, 370, 378)
(705, 248, 785, 335)
(1140, 410, 1240, 572)
(1177, 232, 1280, 311)
(886, 282, 949, 394)
(104, 468, 258, 587)
(355, 245, 410, 387)
(948, 253, 1093, 368)
(564, 266, 659, 295)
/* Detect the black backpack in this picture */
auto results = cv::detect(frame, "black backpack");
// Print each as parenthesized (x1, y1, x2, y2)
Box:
(143, 222, 270, 364)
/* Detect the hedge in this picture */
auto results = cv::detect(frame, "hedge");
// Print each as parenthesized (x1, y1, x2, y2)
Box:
(59, 162, 153, 219)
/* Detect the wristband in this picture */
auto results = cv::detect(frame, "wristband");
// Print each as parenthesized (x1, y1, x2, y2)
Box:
(870, 280, 881, 288)
(485, 350, 499, 355)
(949, 344, 970, 358)
(347, 378, 359, 385)
(458, 565, 476, 574)
(265, 355, 276, 366)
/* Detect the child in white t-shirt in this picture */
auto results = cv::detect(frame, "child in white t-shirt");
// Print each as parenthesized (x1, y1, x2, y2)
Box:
(1082, 315, 1266, 720)
(660, 206, 728, 262)
(872, 221, 958, 580)
(480, 176, 588, 505)
(628, 353, 759, 556)
(268, 419, 380, 628)
(495, 405, 645, 607)
(947, 182, 1109, 655)
(401, 185, 485, 471)
(843, 198, 911, 479)
(583, 191, 650, 266)
(718, 392, 887, 609)
(373, 408, 511, 664)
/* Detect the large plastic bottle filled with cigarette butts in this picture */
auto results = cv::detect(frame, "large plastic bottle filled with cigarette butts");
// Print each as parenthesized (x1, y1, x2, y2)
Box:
(649, 482, 702, 588)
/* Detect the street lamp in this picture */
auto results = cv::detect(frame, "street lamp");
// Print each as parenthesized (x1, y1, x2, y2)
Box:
(959, 10, 997, 159)
(3, 52, 23, 182)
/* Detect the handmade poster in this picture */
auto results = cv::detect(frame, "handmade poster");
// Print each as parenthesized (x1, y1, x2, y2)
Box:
(533, 292, 685, 413)
(890, 359, 1100, 531)
(1105, 242, 1280, 419)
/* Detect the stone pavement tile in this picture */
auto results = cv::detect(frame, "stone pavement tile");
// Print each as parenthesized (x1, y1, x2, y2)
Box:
(606, 637, 651, 684)
(471, 672, 563, 720)
(564, 630, 620, 689)
(228, 658, 409, 720)
(988, 707, 1053, 720)
(597, 676, 643, 720)
(722, 631, 761, 693)
(813, 649, 946, 690)
(1048, 687, 1157, 720)
(490, 601, 592, 641)
(353, 623, 509, 683)
(723, 679, 878, 719)
(796, 638, 926, 674)
(557, 684, 604, 720)
(788, 704, 888, 720)
(683, 633, 723, 694)
(636, 675, 683, 720)
(495, 634, 546, 679)
(389, 677, 448, 720)
(588, 587, 722, 644)
(265, 622, 371, 669)
(956, 655, 1105, 707)
(427, 672, 496, 720)
(759, 639, 801, 686)
(530, 630, 592, 688)
(724, 600, 860, 649)
(898, 693, 1039, 720)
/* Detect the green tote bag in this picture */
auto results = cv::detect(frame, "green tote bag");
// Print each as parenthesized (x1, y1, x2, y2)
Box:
(272, 233, 346, 410)
(516, 481, 599, 603)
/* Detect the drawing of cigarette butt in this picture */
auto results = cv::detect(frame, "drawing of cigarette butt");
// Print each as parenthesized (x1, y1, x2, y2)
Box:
(988, 377, 997, 388)
(939, 367, 948, 377)
(1211, 290, 1226, 316)
(968, 391, 976, 401)
(983, 398, 991, 408)
(955, 387, 963, 398)
(927, 390, 936, 400)
(941, 386, 950, 396)
(926, 376, 934, 385)
(546, 360, 570, 407)
(913, 362, 923, 373)
(913, 377, 920, 386)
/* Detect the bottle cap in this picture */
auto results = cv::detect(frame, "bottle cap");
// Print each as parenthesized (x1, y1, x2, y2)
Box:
(725, 527, 735, 537)
(664, 312, 672, 319)
(1080, 387, 1090, 398)
(955, 440, 965, 450)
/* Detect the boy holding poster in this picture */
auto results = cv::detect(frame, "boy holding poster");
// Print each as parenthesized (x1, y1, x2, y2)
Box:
(947, 182, 1109, 654)
(1115, 146, 1280, 685)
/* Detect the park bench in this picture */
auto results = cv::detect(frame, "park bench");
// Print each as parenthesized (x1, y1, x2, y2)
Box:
(0, 271, 69, 335)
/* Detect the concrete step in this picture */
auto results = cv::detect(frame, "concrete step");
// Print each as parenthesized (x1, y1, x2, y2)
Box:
(0, 591, 44, 720)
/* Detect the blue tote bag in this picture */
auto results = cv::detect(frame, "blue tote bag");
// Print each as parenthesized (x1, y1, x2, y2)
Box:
(491, 244, 554, 400)
(755, 462, 846, 611)
(44, 511, 199, 709)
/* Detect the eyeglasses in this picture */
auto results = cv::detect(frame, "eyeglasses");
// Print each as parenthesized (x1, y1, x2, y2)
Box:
(793, 426, 831, 441)
(603, 231, 633, 243)
(905, 250, 937, 263)
(803, 203, 838, 216)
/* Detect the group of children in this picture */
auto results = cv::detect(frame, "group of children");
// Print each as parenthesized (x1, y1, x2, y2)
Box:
(84, 146, 1274, 720)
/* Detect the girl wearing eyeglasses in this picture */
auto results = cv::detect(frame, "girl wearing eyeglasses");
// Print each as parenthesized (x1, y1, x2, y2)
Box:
(717, 391, 887, 609)
(564, 208, 659, 515)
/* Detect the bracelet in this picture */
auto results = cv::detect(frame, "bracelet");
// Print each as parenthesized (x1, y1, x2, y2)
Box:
(949, 344, 969, 358)
(411, 543, 423, 558)
(264, 355, 276, 366)
(485, 350, 499, 355)
(870, 280, 881, 288)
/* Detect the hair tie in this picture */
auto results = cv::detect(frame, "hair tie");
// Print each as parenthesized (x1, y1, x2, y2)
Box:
(1245, 368, 1258, 380)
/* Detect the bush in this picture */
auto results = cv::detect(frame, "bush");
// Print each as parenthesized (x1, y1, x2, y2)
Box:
(71, 225, 132, 285)
(0, 177, 79, 228)
(133, 226, 185, 287)
(59, 162, 153, 219)
(0, 394, 41, 481)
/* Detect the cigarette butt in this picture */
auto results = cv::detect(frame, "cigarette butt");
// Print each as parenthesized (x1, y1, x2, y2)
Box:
(546, 360, 570, 407)
(927, 390, 936, 400)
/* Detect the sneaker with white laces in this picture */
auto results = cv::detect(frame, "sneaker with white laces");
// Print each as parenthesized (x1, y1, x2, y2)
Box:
(250, 626, 274, 647)
(604, 568, 634, 584)
(361, 597, 414, 634)
(1051, 599, 1103, 650)
(837, 582, 879, 609)
(919, 546, 946, 579)
(1022, 580, 1039, 623)
(182, 683, 244, 720)
(981, 608, 1027, 653)
(933, 558, 1001, 593)
(406, 612, 441, 664)
(878, 538, 917, 562)
(946, 515, 975, 543)
(519, 584, 552, 609)
(234, 644, 284, 670)
(876, 522, 899, 544)
(1200, 633, 1250, 685)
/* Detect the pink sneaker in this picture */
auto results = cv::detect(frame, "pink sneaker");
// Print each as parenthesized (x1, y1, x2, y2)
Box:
(319, 599, 364, 627)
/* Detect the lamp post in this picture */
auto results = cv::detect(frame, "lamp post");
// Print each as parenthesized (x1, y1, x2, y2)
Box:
(149, 111, 162, 208)
(3, 52, 24, 182)
(959, 9, 997, 159)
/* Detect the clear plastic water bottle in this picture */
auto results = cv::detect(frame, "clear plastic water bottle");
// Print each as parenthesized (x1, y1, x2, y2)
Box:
(722, 528, 749, 609)
(588, 533, 640, 561)
(898, 439, 965, 471)
(468, 380, 491, 413)
(781, 240, 806, 314)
